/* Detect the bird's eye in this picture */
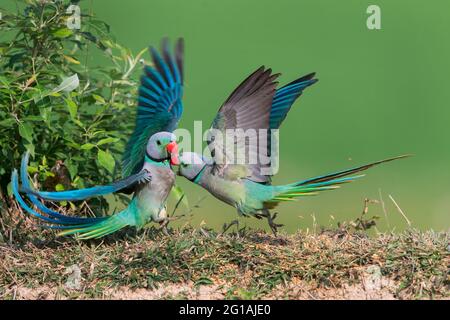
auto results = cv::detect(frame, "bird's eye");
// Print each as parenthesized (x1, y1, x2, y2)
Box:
(156, 140, 161, 146)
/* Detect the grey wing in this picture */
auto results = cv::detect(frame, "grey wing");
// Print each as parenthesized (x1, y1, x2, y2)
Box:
(206, 66, 279, 182)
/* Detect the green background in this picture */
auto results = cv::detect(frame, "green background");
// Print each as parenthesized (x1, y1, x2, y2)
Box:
(11, 0, 450, 232)
(94, 0, 450, 233)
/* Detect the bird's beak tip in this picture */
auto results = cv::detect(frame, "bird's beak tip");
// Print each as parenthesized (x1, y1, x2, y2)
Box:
(166, 141, 180, 166)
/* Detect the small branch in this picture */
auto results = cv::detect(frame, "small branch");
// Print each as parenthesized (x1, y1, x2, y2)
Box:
(388, 194, 411, 227)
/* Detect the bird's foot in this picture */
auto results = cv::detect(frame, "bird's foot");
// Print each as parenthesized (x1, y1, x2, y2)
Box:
(167, 214, 184, 222)
(158, 214, 184, 236)
(159, 219, 171, 236)
(266, 212, 284, 236)
(139, 169, 152, 184)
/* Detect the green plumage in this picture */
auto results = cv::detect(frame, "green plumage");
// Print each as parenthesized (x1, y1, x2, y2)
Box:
(188, 156, 408, 222)
(57, 159, 175, 239)
(57, 198, 140, 239)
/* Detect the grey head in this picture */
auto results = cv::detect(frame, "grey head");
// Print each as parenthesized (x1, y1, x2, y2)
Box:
(146, 132, 179, 165)
(178, 152, 212, 181)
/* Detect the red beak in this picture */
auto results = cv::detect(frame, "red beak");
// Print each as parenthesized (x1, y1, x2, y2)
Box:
(166, 141, 179, 165)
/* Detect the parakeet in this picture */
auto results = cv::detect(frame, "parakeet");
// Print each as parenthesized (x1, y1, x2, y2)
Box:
(178, 152, 407, 234)
(175, 67, 409, 234)
(12, 38, 184, 239)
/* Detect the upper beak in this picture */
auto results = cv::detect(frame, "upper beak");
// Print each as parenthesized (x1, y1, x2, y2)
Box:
(166, 141, 180, 166)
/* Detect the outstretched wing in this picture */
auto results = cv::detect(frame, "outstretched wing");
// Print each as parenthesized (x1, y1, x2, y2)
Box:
(261, 73, 318, 184)
(270, 72, 317, 129)
(122, 38, 184, 176)
(206, 67, 279, 182)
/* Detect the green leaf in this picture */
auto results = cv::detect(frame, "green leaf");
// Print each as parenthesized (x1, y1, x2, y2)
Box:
(23, 115, 43, 122)
(18, 122, 33, 142)
(171, 185, 189, 210)
(73, 176, 85, 189)
(97, 149, 115, 174)
(24, 143, 35, 157)
(65, 98, 78, 120)
(55, 184, 65, 191)
(44, 172, 55, 178)
(92, 94, 106, 104)
(0, 118, 15, 127)
(27, 166, 38, 174)
(39, 107, 51, 123)
(53, 28, 73, 38)
(80, 143, 95, 150)
(73, 119, 84, 127)
(69, 202, 76, 211)
(194, 277, 214, 286)
(63, 55, 80, 65)
(6, 181, 12, 197)
(0, 76, 10, 87)
(97, 137, 119, 146)
(66, 161, 78, 179)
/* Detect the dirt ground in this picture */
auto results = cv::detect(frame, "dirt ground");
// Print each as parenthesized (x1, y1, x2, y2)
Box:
(1, 206, 448, 300)
(1, 227, 448, 300)
(8, 267, 402, 300)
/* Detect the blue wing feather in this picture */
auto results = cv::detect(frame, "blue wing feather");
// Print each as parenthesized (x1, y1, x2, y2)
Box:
(122, 38, 184, 176)
(270, 73, 318, 129)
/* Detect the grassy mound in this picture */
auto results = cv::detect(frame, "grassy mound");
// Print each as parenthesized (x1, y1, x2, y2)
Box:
(0, 205, 448, 300)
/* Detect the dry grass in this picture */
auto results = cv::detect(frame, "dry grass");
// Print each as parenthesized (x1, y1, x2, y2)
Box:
(0, 203, 448, 300)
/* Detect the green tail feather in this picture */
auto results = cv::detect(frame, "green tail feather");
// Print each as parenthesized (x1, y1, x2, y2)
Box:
(265, 154, 410, 207)
(266, 174, 365, 206)
(58, 209, 131, 240)
(270, 184, 346, 202)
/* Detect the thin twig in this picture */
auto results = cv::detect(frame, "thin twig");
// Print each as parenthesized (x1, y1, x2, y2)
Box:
(388, 194, 411, 227)
(378, 189, 390, 229)
(170, 194, 185, 218)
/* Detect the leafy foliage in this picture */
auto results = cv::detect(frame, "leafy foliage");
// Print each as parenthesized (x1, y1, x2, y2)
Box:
(0, 1, 144, 210)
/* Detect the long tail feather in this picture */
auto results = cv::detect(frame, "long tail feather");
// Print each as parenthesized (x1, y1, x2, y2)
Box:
(12, 170, 94, 226)
(19, 152, 148, 201)
(57, 209, 132, 239)
(19, 155, 105, 224)
(296, 154, 411, 186)
(12, 164, 132, 238)
(265, 155, 410, 206)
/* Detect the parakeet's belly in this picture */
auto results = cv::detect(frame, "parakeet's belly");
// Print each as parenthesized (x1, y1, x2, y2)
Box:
(200, 171, 246, 209)
(133, 164, 175, 226)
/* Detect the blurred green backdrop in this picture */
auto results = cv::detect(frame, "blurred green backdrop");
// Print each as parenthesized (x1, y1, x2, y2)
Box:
(90, 0, 450, 232)
(9, 0, 450, 232)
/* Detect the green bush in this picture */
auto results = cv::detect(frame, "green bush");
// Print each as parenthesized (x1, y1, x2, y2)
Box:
(0, 0, 144, 210)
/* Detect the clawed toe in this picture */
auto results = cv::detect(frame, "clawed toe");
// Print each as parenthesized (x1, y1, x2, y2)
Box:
(265, 211, 283, 236)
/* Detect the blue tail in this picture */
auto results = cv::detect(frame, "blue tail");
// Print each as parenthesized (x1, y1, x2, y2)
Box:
(12, 169, 99, 226)
(12, 169, 132, 239)
(19, 155, 105, 224)
(19, 152, 149, 202)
